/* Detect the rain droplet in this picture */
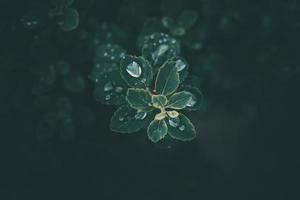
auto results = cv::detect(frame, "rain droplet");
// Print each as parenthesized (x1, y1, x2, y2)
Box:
(135, 111, 147, 120)
(168, 117, 180, 127)
(179, 125, 185, 131)
(105, 94, 111, 100)
(175, 59, 186, 72)
(104, 52, 108, 56)
(126, 61, 142, 78)
(115, 86, 123, 93)
(186, 96, 196, 107)
(119, 116, 124, 121)
(104, 81, 113, 91)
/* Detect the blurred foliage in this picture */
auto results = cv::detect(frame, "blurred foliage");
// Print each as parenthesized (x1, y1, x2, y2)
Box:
(1, 0, 299, 199)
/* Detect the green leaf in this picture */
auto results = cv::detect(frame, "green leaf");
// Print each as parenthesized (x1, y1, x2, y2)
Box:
(110, 105, 152, 133)
(141, 32, 180, 69)
(167, 91, 193, 109)
(179, 85, 203, 111)
(93, 44, 126, 68)
(155, 61, 180, 95)
(126, 88, 152, 111)
(93, 66, 127, 106)
(147, 119, 168, 143)
(152, 94, 168, 109)
(120, 55, 153, 88)
(167, 114, 196, 141)
(58, 8, 79, 31)
(177, 10, 198, 30)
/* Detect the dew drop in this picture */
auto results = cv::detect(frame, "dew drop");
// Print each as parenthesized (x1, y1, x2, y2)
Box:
(119, 116, 124, 121)
(115, 86, 123, 93)
(135, 111, 147, 120)
(168, 117, 180, 127)
(104, 81, 113, 91)
(175, 59, 186, 72)
(105, 94, 111, 100)
(179, 125, 185, 131)
(141, 78, 146, 83)
(126, 61, 142, 78)
(186, 96, 196, 107)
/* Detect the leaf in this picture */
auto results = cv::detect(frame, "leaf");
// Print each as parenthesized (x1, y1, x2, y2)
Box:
(155, 61, 180, 96)
(179, 85, 203, 111)
(177, 10, 198, 30)
(120, 55, 153, 88)
(93, 44, 126, 68)
(152, 94, 168, 109)
(167, 114, 196, 141)
(126, 88, 152, 111)
(141, 32, 180, 69)
(147, 119, 168, 143)
(58, 8, 79, 31)
(93, 67, 127, 106)
(110, 105, 152, 133)
(167, 91, 193, 109)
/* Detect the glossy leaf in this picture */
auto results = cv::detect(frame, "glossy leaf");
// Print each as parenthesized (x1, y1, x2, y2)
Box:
(110, 105, 152, 133)
(126, 88, 152, 111)
(147, 119, 168, 143)
(179, 85, 203, 111)
(167, 91, 193, 109)
(120, 55, 153, 88)
(155, 61, 180, 95)
(167, 114, 196, 141)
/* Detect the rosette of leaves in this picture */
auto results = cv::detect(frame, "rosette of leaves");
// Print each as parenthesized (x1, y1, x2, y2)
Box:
(49, 0, 79, 31)
(109, 54, 202, 143)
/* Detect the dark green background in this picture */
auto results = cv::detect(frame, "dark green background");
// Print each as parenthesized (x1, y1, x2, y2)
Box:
(1, 0, 299, 199)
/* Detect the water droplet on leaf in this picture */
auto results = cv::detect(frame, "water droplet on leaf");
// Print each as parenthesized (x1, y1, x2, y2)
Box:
(119, 116, 124, 121)
(115, 86, 123, 93)
(105, 94, 111, 100)
(168, 117, 180, 127)
(175, 59, 186, 72)
(186, 96, 196, 107)
(126, 61, 142, 78)
(104, 81, 113, 91)
(179, 125, 185, 131)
